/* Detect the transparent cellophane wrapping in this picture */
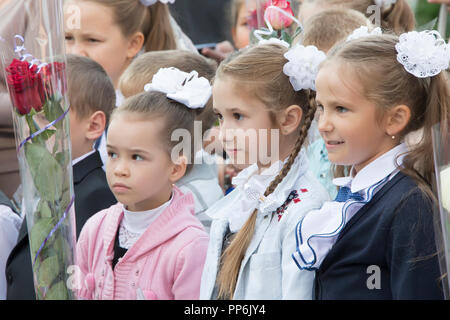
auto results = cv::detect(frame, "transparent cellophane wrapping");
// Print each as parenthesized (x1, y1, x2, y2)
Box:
(245, 0, 301, 46)
(0, 0, 76, 300)
(432, 119, 450, 298)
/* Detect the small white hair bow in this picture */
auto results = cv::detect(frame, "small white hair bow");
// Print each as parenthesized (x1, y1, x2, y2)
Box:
(283, 44, 327, 91)
(396, 30, 449, 78)
(139, 0, 175, 6)
(346, 26, 382, 41)
(258, 37, 290, 48)
(144, 67, 211, 109)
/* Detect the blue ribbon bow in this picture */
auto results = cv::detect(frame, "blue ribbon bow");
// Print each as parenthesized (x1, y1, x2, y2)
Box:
(334, 186, 364, 202)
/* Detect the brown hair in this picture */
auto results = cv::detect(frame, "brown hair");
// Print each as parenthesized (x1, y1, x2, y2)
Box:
(301, 8, 371, 52)
(324, 34, 450, 199)
(80, 0, 177, 51)
(311, 0, 415, 34)
(66, 54, 116, 124)
(214, 44, 317, 299)
(111, 90, 204, 175)
(119, 50, 218, 134)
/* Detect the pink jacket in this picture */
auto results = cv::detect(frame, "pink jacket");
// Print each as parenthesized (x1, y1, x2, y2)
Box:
(75, 186, 209, 300)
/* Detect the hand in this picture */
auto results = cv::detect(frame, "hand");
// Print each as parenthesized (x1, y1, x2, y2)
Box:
(427, 0, 450, 11)
(201, 40, 235, 63)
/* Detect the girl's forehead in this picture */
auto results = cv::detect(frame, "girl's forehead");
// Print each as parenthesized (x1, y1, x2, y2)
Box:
(316, 61, 364, 101)
(66, 1, 116, 30)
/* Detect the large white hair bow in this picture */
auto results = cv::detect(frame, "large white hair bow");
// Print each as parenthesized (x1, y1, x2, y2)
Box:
(395, 30, 449, 78)
(144, 67, 211, 109)
(283, 44, 326, 91)
(140, 0, 175, 6)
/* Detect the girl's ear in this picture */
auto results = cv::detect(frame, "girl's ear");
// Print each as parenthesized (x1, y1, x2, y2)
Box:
(277, 104, 303, 136)
(126, 31, 145, 60)
(385, 104, 411, 137)
(169, 155, 187, 183)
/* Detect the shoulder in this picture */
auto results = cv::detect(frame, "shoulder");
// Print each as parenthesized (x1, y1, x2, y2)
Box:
(79, 203, 122, 240)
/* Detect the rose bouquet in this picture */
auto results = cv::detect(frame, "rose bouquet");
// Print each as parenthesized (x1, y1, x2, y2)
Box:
(0, 1, 76, 300)
(247, 0, 302, 47)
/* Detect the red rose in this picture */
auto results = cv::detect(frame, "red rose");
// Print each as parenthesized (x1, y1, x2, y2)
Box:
(265, 0, 294, 30)
(41, 61, 66, 98)
(6, 58, 46, 115)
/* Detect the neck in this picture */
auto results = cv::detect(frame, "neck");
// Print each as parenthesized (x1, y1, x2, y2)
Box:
(72, 144, 94, 160)
(126, 185, 173, 212)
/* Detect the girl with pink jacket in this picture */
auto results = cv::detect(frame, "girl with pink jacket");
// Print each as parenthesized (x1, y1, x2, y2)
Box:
(76, 67, 212, 300)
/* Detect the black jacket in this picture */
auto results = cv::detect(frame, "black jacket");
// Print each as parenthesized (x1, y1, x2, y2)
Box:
(5, 150, 116, 300)
(314, 172, 445, 300)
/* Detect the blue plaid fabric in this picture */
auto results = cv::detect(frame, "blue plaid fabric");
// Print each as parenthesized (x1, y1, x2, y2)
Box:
(334, 186, 364, 202)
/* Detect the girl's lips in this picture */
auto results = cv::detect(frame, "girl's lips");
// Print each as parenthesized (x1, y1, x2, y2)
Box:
(325, 140, 345, 149)
(112, 183, 130, 193)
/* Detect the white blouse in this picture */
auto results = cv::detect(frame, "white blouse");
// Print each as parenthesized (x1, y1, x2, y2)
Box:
(118, 195, 172, 249)
(292, 143, 408, 270)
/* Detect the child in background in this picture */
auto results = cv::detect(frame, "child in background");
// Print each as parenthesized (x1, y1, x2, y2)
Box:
(0, 190, 21, 300)
(292, 31, 448, 299)
(300, 8, 374, 199)
(298, 0, 415, 33)
(200, 43, 329, 300)
(5, 54, 117, 300)
(76, 67, 210, 300)
(64, 0, 196, 166)
(118, 50, 223, 231)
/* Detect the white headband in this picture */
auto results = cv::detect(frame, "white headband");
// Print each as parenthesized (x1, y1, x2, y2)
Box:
(139, 0, 175, 6)
(396, 30, 449, 78)
(283, 44, 326, 91)
(144, 67, 211, 109)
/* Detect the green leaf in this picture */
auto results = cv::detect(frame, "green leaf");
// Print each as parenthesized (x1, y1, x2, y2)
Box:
(44, 280, 69, 300)
(38, 255, 60, 288)
(30, 217, 55, 261)
(24, 142, 63, 202)
(43, 98, 65, 129)
(37, 200, 52, 218)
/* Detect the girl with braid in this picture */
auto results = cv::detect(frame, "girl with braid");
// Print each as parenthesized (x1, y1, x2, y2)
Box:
(199, 43, 330, 300)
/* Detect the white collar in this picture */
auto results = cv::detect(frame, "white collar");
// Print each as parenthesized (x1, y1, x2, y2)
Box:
(72, 148, 96, 166)
(122, 194, 172, 234)
(332, 143, 408, 193)
(208, 149, 309, 232)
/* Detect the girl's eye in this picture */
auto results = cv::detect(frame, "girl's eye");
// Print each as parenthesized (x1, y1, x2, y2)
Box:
(215, 113, 223, 121)
(316, 104, 324, 112)
(233, 113, 243, 121)
(88, 38, 100, 43)
(65, 35, 73, 41)
(336, 106, 348, 113)
(132, 154, 144, 161)
(108, 152, 117, 159)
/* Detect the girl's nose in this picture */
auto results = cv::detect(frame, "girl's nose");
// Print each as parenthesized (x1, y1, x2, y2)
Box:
(218, 122, 234, 145)
(113, 159, 129, 177)
(317, 111, 333, 133)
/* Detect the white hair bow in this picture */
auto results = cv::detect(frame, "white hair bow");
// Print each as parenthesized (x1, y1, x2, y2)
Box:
(144, 67, 211, 109)
(139, 0, 175, 6)
(346, 26, 382, 41)
(283, 44, 326, 91)
(396, 30, 449, 78)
